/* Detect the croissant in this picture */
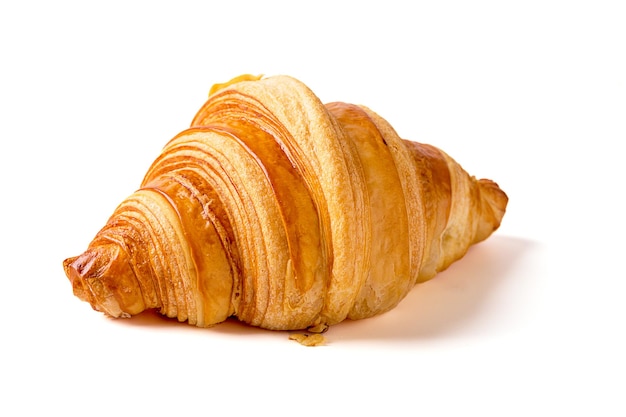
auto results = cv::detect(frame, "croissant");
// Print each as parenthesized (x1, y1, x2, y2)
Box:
(63, 74, 508, 332)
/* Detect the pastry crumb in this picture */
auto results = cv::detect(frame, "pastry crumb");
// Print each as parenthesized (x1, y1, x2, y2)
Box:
(289, 333, 326, 346)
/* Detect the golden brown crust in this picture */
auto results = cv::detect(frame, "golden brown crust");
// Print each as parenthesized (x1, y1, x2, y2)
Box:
(63, 74, 508, 331)
(325, 102, 413, 319)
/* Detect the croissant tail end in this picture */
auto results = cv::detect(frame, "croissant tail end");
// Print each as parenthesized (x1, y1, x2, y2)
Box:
(476, 178, 509, 242)
(63, 244, 146, 319)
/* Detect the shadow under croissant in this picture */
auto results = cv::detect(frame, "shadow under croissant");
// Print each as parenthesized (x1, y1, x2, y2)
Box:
(117, 307, 269, 335)
(112, 235, 535, 342)
(330, 235, 537, 341)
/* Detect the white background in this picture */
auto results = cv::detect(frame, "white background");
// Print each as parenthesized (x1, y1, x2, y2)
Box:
(1, 1, 624, 415)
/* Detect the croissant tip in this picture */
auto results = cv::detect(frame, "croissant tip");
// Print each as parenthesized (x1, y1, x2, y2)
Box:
(63, 256, 88, 302)
(478, 178, 508, 214)
(62, 245, 135, 319)
(475, 178, 509, 242)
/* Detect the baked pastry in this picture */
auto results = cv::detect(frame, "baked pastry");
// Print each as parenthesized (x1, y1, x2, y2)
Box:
(63, 74, 508, 331)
